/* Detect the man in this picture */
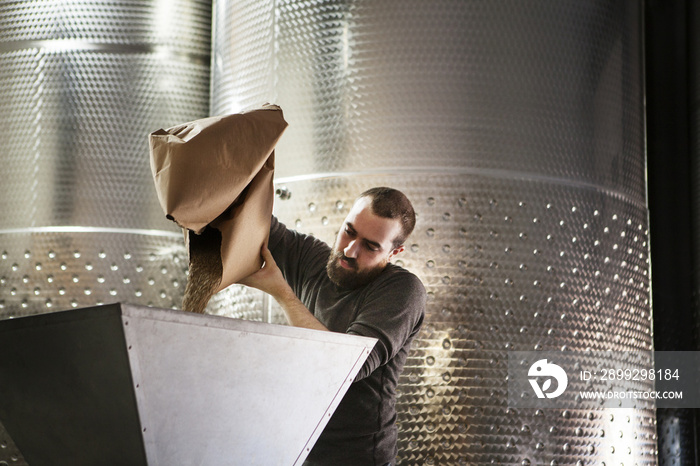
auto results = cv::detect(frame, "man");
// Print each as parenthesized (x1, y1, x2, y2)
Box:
(239, 187, 426, 465)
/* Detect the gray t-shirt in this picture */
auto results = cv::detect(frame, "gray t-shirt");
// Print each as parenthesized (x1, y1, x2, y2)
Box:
(268, 217, 425, 465)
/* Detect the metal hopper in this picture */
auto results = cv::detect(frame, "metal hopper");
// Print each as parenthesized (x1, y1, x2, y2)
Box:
(0, 303, 375, 465)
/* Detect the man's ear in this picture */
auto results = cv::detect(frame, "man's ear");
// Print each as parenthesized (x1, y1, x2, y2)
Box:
(389, 245, 405, 260)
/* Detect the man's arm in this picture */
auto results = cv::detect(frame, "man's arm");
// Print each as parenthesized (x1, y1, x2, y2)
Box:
(238, 245, 329, 332)
(346, 271, 426, 380)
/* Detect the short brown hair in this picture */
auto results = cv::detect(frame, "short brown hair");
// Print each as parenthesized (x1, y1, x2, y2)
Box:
(358, 187, 416, 248)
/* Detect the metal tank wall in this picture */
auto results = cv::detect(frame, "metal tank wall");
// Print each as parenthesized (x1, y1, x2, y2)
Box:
(212, 0, 653, 464)
(0, 1, 212, 463)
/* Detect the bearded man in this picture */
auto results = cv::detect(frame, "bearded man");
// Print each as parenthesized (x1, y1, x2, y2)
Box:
(240, 187, 426, 466)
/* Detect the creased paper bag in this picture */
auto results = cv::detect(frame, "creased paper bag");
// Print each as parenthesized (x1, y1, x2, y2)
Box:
(149, 105, 287, 312)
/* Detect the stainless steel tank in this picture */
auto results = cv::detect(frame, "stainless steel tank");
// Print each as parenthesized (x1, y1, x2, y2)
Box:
(212, 0, 653, 464)
(0, 1, 212, 462)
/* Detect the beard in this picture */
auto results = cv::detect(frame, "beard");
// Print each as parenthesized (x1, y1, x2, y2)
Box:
(326, 248, 386, 289)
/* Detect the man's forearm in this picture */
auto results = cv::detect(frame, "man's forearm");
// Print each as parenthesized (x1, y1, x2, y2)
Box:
(238, 245, 328, 331)
(274, 287, 329, 332)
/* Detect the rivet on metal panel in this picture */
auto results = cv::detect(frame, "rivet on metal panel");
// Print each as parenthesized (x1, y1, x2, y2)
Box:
(275, 187, 292, 200)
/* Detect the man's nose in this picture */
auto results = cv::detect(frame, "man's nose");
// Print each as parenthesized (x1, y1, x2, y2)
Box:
(344, 240, 359, 258)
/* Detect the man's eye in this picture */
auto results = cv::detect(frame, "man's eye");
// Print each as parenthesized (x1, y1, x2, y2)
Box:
(345, 227, 356, 237)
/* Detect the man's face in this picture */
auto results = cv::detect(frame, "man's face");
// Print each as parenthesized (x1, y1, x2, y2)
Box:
(326, 197, 405, 289)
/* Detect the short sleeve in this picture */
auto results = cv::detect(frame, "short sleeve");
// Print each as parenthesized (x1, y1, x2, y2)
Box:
(347, 270, 426, 380)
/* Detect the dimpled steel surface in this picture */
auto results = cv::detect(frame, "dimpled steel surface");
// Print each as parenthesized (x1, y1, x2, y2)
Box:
(0, 1, 211, 463)
(212, 0, 653, 463)
(269, 176, 654, 464)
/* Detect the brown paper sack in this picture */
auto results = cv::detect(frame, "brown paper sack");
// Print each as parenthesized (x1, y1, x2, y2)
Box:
(149, 105, 288, 312)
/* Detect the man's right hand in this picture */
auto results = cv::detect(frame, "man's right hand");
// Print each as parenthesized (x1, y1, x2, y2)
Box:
(238, 245, 329, 332)
(238, 245, 288, 298)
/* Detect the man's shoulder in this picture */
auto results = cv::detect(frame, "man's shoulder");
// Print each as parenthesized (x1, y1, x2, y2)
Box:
(268, 216, 331, 283)
(270, 216, 331, 256)
(382, 262, 423, 282)
(373, 263, 426, 297)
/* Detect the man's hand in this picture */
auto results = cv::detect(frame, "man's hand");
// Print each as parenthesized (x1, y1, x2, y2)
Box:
(238, 245, 288, 299)
(238, 245, 329, 332)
